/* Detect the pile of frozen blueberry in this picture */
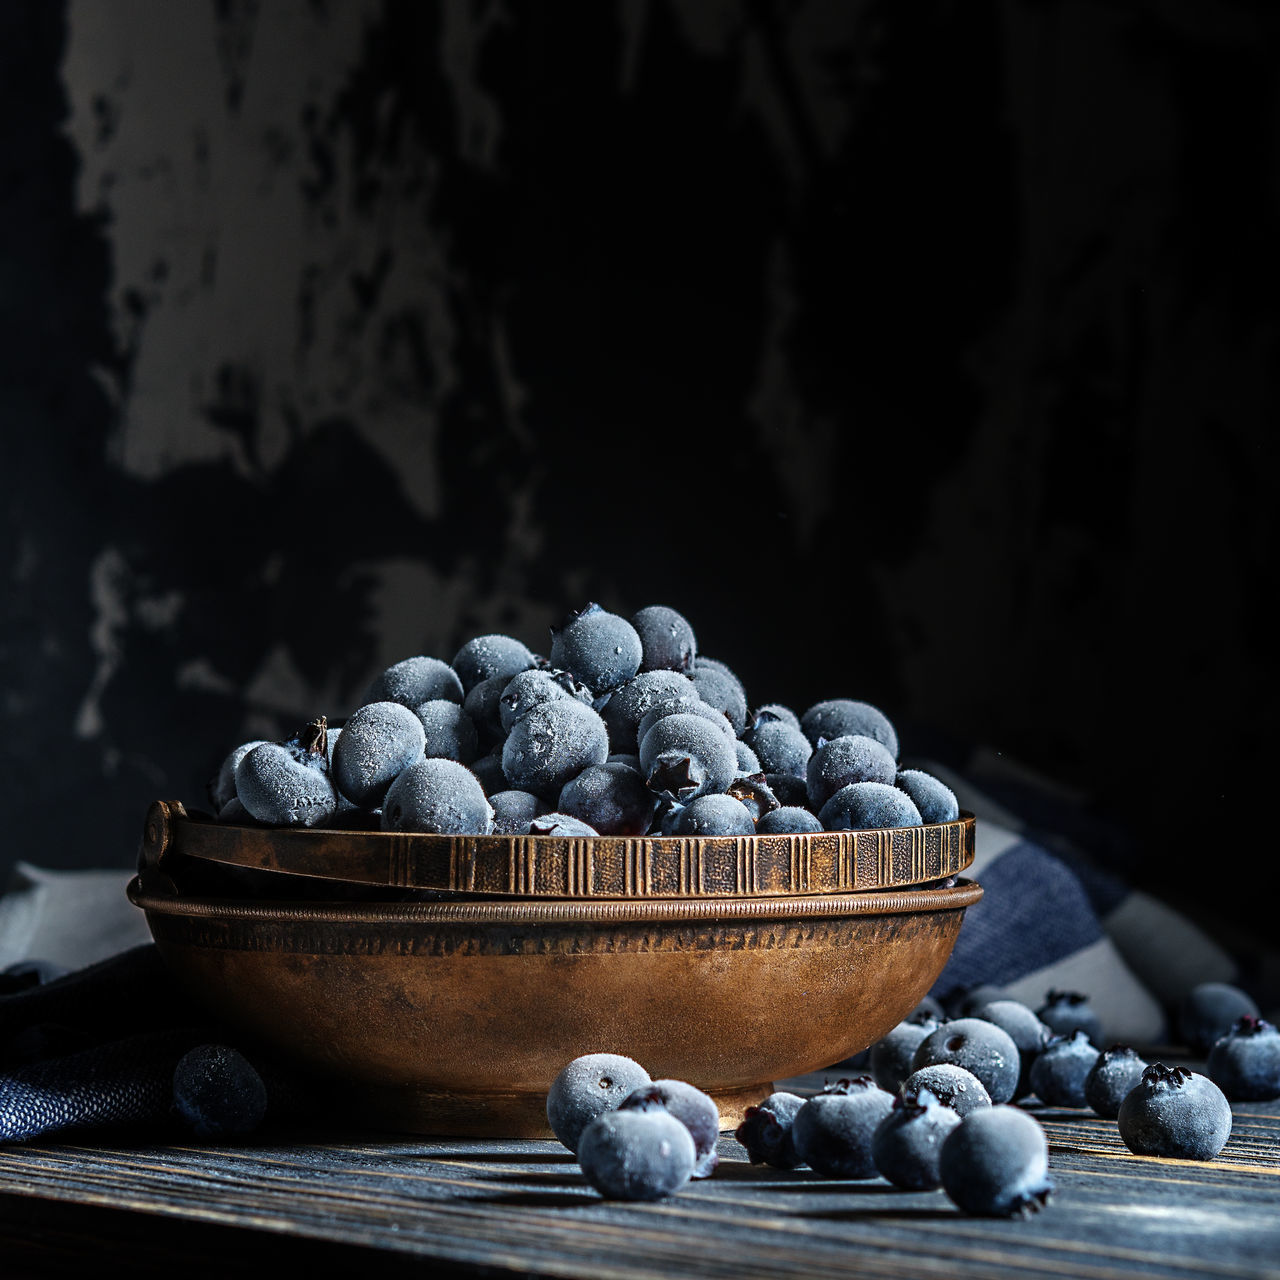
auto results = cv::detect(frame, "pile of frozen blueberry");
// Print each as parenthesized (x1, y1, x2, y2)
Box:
(209, 603, 960, 838)
(548, 979, 1278, 1211)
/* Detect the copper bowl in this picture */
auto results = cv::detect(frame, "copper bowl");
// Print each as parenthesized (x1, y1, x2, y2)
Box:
(128, 869, 982, 1137)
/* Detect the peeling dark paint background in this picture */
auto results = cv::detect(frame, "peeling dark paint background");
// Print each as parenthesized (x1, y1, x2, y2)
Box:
(1, 2, 1276, 938)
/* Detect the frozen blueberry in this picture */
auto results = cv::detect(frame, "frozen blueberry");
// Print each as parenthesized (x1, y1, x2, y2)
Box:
(742, 719, 812, 779)
(972, 1000, 1050, 1100)
(619, 1079, 720, 1178)
(463, 674, 509, 751)
(489, 789, 547, 835)
(639, 713, 738, 803)
(940, 1106, 1052, 1217)
(801, 699, 899, 759)
(218, 796, 251, 824)
(895, 769, 960, 823)
(734, 740, 762, 774)
(913, 1019, 1019, 1104)
(451, 634, 536, 695)
(1207, 1016, 1280, 1101)
(749, 704, 801, 732)
(691, 664, 747, 734)
(499, 667, 594, 734)
(1178, 982, 1259, 1055)
(735, 1091, 806, 1169)
(470, 749, 507, 797)
(1118, 1063, 1232, 1160)
(668, 794, 756, 837)
(636, 699, 735, 753)
(757, 806, 823, 835)
(1028, 1031, 1099, 1108)
(364, 656, 464, 708)
(913, 995, 946, 1022)
(872, 1086, 962, 1190)
(1085, 1045, 1149, 1118)
(791, 1078, 896, 1179)
(550, 603, 643, 694)
(235, 720, 338, 827)
(210, 739, 269, 813)
(631, 605, 697, 674)
(1037, 990, 1104, 1046)
(870, 1016, 944, 1094)
(547, 1053, 652, 1154)
(413, 699, 479, 763)
(330, 702, 425, 808)
(608, 752, 641, 770)
(528, 813, 600, 837)
(901, 1064, 992, 1117)
(764, 773, 809, 808)
(819, 782, 922, 832)
(595, 671, 693, 752)
(952, 985, 1009, 1018)
(382, 759, 494, 835)
(559, 762, 657, 836)
(693, 655, 746, 703)
(502, 699, 609, 799)
(577, 1107, 696, 1201)
(172, 1044, 268, 1139)
(807, 735, 898, 811)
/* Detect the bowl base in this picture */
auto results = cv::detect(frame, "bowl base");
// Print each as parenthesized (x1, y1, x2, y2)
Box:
(347, 1081, 774, 1138)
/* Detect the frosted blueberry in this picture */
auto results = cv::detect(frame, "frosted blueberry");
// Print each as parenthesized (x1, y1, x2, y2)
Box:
(1028, 1031, 1099, 1108)
(451, 634, 536, 695)
(499, 667, 593, 734)
(668, 794, 756, 837)
(489, 789, 547, 836)
(756, 806, 823, 835)
(382, 759, 493, 834)
(413, 699, 479, 764)
(871, 1086, 961, 1190)
(639, 713, 738, 803)
(900, 1064, 992, 1117)
(600, 671, 697, 753)
(619, 1079, 720, 1178)
(735, 1091, 806, 1169)
(528, 813, 600, 837)
(1037, 990, 1104, 1046)
(578, 1108, 696, 1201)
(691, 664, 748, 734)
(801, 699, 899, 759)
(895, 769, 960, 823)
(972, 1000, 1050, 1100)
(749, 704, 801, 732)
(172, 1044, 268, 1139)
(558, 762, 657, 836)
(742, 719, 812, 779)
(1207, 1017, 1280, 1101)
(1085, 1045, 1149, 1118)
(549, 603, 643, 694)
(912, 1018, 1020, 1104)
(502, 699, 609, 799)
(630, 605, 697, 673)
(1178, 983, 1258, 1055)
(940, 1106, 1052, 1217)
(235, 720, 338, 827)
(807, 735, 898, 811)
(1118, 1064, 1232, 1160)
(210, 740, 269, 813)
(791, 1078, 896, 1179)
(819, 782, 922, 832)
(463, 674, 509, 751)
(364, 656, 464, 708)
(547, 1053, 652, 1154)
(332, 702, 426, 808)
(870, 1016, 943, 1094)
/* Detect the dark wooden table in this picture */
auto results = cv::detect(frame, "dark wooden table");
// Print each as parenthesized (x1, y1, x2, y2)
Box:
(1, 1070, 1277, 1279)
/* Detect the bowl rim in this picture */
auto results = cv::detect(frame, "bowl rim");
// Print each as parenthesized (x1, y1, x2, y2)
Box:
(127, 874, 982, 925)
(141, 800, 976, 900)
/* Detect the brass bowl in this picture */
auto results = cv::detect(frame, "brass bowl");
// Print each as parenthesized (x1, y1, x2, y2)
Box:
(128, 871, 982, 1137)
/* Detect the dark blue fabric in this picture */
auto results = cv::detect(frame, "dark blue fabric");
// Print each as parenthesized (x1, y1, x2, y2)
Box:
(932, 840, 1103, 997)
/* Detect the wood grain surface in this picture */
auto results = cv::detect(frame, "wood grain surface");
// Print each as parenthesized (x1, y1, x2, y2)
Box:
(0, 1069, 1276, 1279)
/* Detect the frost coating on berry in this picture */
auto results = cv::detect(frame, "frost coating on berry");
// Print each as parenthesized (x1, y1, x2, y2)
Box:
(940, 1106, 1052, 1218)
(972, 1000, 1050, 1100)
(499, 667, 594, 734)
(872, 1086, 961, 1190)
(807, 735, 898, 811)
(895, 769, 960, 823)
(742, 719, 812, 779)
(332, 701, 426, 808)
(413, 699, 479, 763)
(451, 634, 537, 695)
(639, 713, 738, 802)
(382, 759, 493, 835)
(550, 603, 643, 694)
(1207, 1017, 1280, 1102)
(1118, 1063, 1232, 1159)
(211, 739, 269, 813)
(1085, 1045, 1149, 1118)
(620, 1079, 720, 1178)
(235, 739, 337, 827)
(801, 699, 899, 759)
(819, 781, 922, 832)
(631, 605, 697, 674)
(1037, 990, 1104, 1046)
(691, 664, 747, 734)
(364, 656, 464, 708)
(502, 699, 609, 799)
(870, 1018, 943, 1093)
(528, 812, 600, 837)
(547, 1053, 652, 1154)
(489, 789, 547, 836)
(757, 805, 823, 835)
(577, 1108, 696, 1201)
(901, 1064, 992, 1117)
(601, 671, 697, 752)
(749, 703, 801, 732)
(912, 1018, 1020, 1104)
(791, 1077, 896, 1178)
(172, 1044, 268, 1138)
(1028, 1031, 1099, 1108)
(668, 794, 756, 837)
(559, 762, 657, 836)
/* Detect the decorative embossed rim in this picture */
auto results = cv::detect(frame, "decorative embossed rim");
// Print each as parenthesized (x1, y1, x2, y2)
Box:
(144, 801, 976, 899)
(127, 875, 982, 925)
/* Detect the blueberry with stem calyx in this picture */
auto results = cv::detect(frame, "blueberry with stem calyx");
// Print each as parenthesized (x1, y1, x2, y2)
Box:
(619, 1080, 720, 1178)
(791, 1077, 896, 1179)
(940, 1106, 1052, 1218)
(631, 605, 697, 674)
(1118, 1063, 1232, 1159)
(872, 1085, 961, 1190)
(1028, 1031, 1099, 1108)
(1084, 1045, 1149, 1118)
(547, 1053, 652, 1154)
(735, 1092, 806, 1169)
(1037, 990, 1103, 1046)
(550, 603, 643, 695)
(235, 718, 338, 827)
(1207, 1016, 1280, 1101)
(1178, 982, 1259, 1055)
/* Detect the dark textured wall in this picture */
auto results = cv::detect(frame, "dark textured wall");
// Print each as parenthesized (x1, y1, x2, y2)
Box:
(2, 1, 1276, 928)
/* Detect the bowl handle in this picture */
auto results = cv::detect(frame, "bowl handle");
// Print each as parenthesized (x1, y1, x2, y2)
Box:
(136, 799, 188, 893)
